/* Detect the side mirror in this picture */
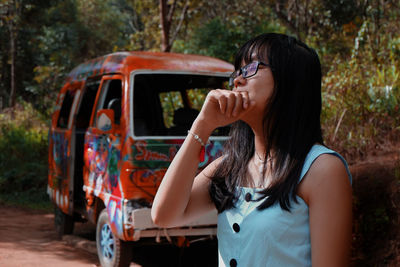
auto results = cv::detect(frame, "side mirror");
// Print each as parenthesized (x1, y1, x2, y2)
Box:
(95, 109, 115, 134)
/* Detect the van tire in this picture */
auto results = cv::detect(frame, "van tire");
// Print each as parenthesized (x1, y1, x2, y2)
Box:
(96, 209, 132, 267)
(54, 206, 74, 238)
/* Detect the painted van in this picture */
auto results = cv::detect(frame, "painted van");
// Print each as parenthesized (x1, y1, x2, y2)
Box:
(47, 51, 233, 267)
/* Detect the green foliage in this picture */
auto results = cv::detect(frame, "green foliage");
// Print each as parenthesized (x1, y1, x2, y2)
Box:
(120, 0, 161, 51)
(178, 18, 240, 62)
(0, 103, 49, 209)
(187, 88, 209, 111)
(159, 91, 184, 128)
(321, 8, 400, 158)
(175, 5, 286, 62)
(28, 0, 132, 115)
(0, 190, 52, 211)
(159, 89, 211, 128)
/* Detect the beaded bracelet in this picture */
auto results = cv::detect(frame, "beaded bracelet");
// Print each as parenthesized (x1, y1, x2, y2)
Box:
(187, 130, 209, 147)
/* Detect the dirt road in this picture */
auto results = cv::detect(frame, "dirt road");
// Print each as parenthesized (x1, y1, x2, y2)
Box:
(0, 205, 217, 267)
(0, 205, 100, 267)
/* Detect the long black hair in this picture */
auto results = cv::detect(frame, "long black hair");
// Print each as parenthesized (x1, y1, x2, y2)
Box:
(209, 33, 323, 212)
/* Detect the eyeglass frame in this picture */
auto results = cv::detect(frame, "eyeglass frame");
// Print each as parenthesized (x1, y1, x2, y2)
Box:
(228, 61, 271, 88)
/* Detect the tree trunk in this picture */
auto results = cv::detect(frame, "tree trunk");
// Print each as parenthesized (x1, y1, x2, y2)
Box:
(159, 0, 171, 52)
(8, 21, 16, 108)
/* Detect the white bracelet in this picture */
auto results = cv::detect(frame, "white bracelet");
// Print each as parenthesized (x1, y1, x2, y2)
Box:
(187, 130, 209, 147)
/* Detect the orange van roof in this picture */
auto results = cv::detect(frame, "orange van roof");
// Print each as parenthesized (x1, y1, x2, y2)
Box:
(66, 51, 234, 83)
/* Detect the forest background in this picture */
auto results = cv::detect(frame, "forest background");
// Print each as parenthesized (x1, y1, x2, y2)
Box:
(0, 0, 399, 265)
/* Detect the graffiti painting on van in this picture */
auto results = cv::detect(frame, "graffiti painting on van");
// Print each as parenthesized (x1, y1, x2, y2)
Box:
(83, 131, 126, 236)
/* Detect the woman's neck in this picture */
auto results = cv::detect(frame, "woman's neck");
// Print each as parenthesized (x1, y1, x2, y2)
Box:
(252, 124, 267, 159)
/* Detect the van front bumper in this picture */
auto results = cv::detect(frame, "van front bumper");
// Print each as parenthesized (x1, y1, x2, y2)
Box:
(128, 208, 217, 242)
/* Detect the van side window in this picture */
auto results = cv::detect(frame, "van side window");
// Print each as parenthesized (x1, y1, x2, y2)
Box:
(75, 79, 101, 130)
(57, 90, 75, 129)
(94, 79, 122, 126)
(133, 74, 230, 137)
(133, 79, 165, 136)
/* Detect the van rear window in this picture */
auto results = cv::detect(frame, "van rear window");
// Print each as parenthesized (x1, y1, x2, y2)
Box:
(133, 73, 230, 137)
(57, 90, 76, 129)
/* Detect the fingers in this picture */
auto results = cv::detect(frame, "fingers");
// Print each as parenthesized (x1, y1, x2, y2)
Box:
(204, 89, 253, 119)
(231, 93, 243, 117)
(217, 90, 249, 118)
(198, 89, 256, 130)
(218, 92, 227, 115)
(225, 93, 237, 117)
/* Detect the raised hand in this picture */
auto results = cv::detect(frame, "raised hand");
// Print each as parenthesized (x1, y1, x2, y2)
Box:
(194, 89, 256, 133)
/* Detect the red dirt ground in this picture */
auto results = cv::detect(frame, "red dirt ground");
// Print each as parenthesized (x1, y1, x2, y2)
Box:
(0, 205, 100, 267)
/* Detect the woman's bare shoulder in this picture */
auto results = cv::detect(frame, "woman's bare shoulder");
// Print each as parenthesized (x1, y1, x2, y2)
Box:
(298, 153, 351, 205)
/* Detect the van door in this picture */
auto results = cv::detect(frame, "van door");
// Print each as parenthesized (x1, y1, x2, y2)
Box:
(83, 75, 123, 217)
(71, 78, 101, 212)
(49, 87, 81, 214)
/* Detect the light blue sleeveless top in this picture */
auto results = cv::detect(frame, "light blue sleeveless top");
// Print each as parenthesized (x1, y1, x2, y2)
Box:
(217, 145, 352, 267)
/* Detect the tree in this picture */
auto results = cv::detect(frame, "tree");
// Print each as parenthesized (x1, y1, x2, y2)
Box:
(174, 0, 286, 62)
(159, 0, 189, 52)
(29, 0, 135, 114)
(109, 0, 159, 51)
(113, 0, 199, 52)
(0, 0, 21, 108)
(0, 0, 56, 111)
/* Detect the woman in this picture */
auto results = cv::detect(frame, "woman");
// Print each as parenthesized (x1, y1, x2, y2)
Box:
(151, 33, 352, 267)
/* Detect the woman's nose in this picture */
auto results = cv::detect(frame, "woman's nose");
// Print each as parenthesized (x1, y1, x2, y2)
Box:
(233, 75, 246, 89)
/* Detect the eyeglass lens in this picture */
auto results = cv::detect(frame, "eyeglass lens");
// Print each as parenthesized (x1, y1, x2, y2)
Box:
(243, 62, 259, 78)
(229, 62, 260, 87)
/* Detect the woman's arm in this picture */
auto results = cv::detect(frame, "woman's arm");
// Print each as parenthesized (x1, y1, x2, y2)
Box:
(151, 120, 217, 228)
(151, 89, 254, 228)
(298, 154, 353, 267)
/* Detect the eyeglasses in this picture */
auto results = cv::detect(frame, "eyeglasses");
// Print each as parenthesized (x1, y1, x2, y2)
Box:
(229, 61, 271, 88)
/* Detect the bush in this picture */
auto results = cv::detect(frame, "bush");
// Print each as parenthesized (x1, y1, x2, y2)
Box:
(0, 103, 49, 209)
(321, 20, 400, 161)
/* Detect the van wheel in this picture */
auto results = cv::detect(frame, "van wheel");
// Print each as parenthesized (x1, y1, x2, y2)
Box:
(96, 209, 132, 267)
(54, 206, 74, 238)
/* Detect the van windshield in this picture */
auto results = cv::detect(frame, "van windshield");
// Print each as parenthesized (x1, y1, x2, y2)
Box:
(133, 73, 230, 137)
